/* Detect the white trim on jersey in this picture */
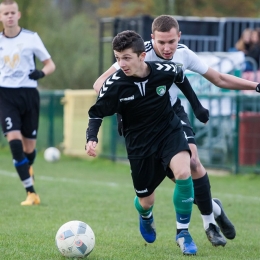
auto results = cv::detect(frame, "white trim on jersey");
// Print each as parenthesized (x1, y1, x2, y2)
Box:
(113, 40, 208, 105)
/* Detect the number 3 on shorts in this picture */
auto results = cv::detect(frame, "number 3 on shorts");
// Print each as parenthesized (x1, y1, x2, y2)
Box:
(5, 117, 13, 130)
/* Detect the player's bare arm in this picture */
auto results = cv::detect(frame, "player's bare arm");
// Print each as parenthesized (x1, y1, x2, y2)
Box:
(203, 67, 259, 91)
(93, 65, 117, 94)
(42, 58, 56, 76)
(29, 58, 56, 81)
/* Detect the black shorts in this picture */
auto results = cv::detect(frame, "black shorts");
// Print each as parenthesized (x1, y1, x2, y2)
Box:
(172, 98, 196, 145)
(0, 87, 40, 139)
(129, 127, 190, 198)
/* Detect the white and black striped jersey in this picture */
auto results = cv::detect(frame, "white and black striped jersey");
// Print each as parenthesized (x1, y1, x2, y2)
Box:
(87, 61, 183, 159)
(114, 40, 208, 105)
(0, 28, 51, 88)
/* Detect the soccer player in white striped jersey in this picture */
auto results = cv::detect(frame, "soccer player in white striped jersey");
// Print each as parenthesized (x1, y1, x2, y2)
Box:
(93, 15, 260, 246)
(0, 0, 55, 205)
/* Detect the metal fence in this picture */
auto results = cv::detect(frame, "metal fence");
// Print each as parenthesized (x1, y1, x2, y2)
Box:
(1, 90, 260, 174)
(98, 15, 260, 74)
(100, 92, 260, 174)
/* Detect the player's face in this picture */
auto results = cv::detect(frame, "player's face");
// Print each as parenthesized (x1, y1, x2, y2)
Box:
(114, 49, 146, 77)
(0, 3, 21, 29)
(152, 28, 181, 60)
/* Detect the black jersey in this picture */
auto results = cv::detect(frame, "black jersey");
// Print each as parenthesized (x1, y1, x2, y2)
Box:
(87, 61, 183, 159)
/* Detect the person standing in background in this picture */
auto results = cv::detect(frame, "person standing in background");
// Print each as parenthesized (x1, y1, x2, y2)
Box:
(0, 0, 56, 205)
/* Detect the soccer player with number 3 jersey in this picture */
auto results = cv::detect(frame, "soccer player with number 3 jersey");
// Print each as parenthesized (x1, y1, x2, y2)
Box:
(0, 0, 56, 205)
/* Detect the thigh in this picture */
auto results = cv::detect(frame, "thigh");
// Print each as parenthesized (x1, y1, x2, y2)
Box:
(0, 88, 22, 134)
(169, 150, 191, 180)
(160, 127, 191, 171)
(21, 88, 40, 139)
(0, 88, 39, 139)
(129, 155, 167, 198)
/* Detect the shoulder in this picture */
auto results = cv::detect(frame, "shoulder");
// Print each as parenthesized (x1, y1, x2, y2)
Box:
(147, 61, 178, 73)
(20, 29, 42, 40)
(145, 40, 153, 53)
(103, 70, 126, 87)
(21, 28, 36, 35)
(99, 70, 124, 98)
(177, 43, 190, 51)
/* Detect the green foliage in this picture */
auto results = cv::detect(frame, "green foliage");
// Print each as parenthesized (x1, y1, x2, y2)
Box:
(16, 0, 99, 90)
(1, 148, 260, 259)
(2, 0, 259, 91)
(40, 13, 99, 90)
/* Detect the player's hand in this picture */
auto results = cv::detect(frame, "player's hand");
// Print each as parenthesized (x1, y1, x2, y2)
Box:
(85, 141, 97, 157)
(28, 70, 45, 80)
(256, 84, 260, 93)
(194, 106, 209, 124)
(117, 113, 123, 136)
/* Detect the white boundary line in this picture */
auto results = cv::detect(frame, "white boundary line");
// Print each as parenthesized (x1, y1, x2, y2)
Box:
(1, 169, 260, 202)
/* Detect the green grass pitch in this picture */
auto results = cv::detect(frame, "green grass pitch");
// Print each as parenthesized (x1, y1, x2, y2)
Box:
(1, 147, 260, 259)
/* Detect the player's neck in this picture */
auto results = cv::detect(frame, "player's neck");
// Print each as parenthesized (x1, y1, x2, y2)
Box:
(3, 26, 21, 38)
(134, 62, 150, 78)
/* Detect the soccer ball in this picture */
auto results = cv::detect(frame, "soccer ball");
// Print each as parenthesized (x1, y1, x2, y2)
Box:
(55, 220, 95, 258)
(44, 147, 60, 162)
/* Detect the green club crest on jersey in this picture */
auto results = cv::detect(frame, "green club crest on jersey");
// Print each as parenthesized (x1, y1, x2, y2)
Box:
(156, 86, 166, 96)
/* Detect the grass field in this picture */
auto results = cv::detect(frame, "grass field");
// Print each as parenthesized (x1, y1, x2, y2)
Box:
(1, 148, 260, 260)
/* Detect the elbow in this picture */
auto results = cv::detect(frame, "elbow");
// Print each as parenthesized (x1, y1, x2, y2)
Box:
(93, 82, 100, 94)
(51, 63, 56, 73)
(93, 80, 102, 94)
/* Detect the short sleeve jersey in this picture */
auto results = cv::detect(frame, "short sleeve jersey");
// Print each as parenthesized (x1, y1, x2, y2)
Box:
(114, 41, 209, 105)
(89, 61, 182, 159)
(0, 28, 51, 88)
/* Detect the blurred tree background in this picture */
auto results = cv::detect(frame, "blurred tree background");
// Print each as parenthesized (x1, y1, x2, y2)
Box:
(5, 0, 259, 90)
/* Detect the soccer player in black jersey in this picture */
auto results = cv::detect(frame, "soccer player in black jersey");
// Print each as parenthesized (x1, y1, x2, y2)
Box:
(93, 15, 260, 247)
(86, 30, 198, 255)
(0, 0, 56, 205)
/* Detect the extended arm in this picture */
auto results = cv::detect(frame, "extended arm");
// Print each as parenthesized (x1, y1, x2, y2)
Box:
(29, 58, 56, 80)
(203, 67, 259, 91)
(176, 76, 209, 123)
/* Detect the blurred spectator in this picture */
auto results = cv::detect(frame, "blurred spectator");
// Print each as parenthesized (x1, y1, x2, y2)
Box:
(246, 28, 260, 70)
(232, 28, 260, 71)
(235, 28, 252, 54)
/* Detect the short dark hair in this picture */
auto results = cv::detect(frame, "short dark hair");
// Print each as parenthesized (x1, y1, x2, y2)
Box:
(152, 15, 179, 34)
(112, 30, 145, 55)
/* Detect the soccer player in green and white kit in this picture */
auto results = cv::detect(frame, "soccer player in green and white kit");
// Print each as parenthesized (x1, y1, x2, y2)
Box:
(86, 30, 198, 255)
(94, 15, 260, 247)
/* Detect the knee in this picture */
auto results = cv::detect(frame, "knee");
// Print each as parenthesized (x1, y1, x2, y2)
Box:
(139, 197, 154, 209)
(174, 169, 190, 180)
(190, 157, 199, 172)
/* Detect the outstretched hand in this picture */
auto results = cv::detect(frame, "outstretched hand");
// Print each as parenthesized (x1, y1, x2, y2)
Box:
(85, 141, 97, 157)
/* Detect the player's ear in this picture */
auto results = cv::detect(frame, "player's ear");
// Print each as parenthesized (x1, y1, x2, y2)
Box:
(151, 33, 154, 39)
(140, 52, 146, 61)
(178, 31, 181, 42)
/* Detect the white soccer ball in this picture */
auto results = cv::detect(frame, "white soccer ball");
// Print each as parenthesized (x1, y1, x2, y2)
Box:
(44, 147, 60, 162)
(55, 220, 95, 258)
